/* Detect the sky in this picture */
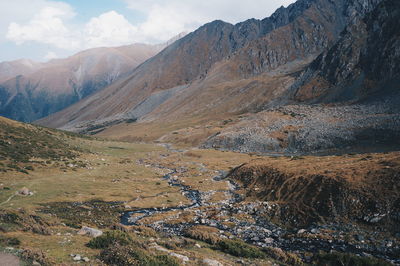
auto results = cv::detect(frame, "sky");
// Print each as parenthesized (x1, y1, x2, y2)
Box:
(0, 0, 296, 62)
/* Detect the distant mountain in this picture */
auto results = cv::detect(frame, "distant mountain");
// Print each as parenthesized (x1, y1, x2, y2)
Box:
(38, 0, 381, 133)
(0, 59, 43, 83)
(0, 40, 180, 122)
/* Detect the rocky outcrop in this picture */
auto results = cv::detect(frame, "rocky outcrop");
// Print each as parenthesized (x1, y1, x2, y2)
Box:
(292, 0, 399, 103)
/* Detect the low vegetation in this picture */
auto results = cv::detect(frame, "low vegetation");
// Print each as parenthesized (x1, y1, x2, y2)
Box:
(314, 252, 392, 266)
(185, 225, 265, 258)
(0, 117, 83, 173)
(263, 247, 303, 265)
(216, 239, 266, 258)
(100, 244, 180, 266)
(87, 230, 133, 249)
(39, 200, 125, 229)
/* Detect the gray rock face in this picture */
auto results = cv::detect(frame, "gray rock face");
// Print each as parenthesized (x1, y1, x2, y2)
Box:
(292, 0, 399, 103)
(234, 0, 383, 77)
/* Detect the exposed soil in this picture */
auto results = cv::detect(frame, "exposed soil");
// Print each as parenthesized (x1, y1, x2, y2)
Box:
(0, 252, 20, 266)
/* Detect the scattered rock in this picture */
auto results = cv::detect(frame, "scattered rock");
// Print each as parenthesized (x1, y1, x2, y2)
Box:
(77, 226, 103, 237)
(297, 229, 307, 234)
(264, 237, 274, 244)
(82, 257, 90, 262)
(311, 228, 320, 234)
(73, 254, 81, 261)
(202, 258, 223, 266)
(18, 187, 31, 196)
(169, 253, 189, 263)
(355, 235, 364, 241)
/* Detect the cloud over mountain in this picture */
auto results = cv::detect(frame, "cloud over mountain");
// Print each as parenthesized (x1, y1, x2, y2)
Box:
(2, 0, 295, 61)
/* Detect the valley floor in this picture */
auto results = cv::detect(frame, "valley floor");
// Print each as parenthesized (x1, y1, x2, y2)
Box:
(0, 136, 399, 265)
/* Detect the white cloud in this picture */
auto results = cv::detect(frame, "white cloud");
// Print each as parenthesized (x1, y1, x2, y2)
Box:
(44, 51, 58, 61)
(6, 5, 79, 50)
(83, 11, 138, 48)
(124, 0, 297, 42)
(3, 0, 297, 60)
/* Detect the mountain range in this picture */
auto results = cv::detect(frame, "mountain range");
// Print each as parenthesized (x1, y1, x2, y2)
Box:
(0, 34, 186, 122)
(1, 0, 398, 155)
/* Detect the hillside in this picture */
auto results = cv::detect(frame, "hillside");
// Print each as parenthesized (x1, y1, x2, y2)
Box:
(0, 116, 83, 174)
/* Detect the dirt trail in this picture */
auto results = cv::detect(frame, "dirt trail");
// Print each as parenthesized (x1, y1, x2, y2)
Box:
(0, 253, 20, 266)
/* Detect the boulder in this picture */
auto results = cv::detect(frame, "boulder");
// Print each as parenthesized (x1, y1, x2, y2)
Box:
(203, 258, 223, 266)
(169, 252, 189, 263)
(18, 187, 31, 196)
(77, 226, 103, 237)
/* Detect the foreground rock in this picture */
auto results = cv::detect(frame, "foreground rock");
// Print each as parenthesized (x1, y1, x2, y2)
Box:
(77, 226, 103, 237)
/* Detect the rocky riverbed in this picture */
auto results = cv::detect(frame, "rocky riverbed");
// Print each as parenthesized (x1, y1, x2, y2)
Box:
(120, 146, 400, 264)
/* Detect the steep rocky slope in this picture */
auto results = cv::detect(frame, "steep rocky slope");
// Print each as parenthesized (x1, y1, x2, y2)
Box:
(37, 0, 381, 133)
(0, 43, 164, 122)
(292, 0, 400, 103)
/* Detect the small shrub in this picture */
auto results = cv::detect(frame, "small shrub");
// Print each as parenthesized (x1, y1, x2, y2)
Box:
(21, 248, 54, 266)
(25, 165, 34, 171)
(184, 151, 202, 158)
(87, 230, 132, 249)
(131, 225, 158, 238)
(0, 236, 20, 246)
